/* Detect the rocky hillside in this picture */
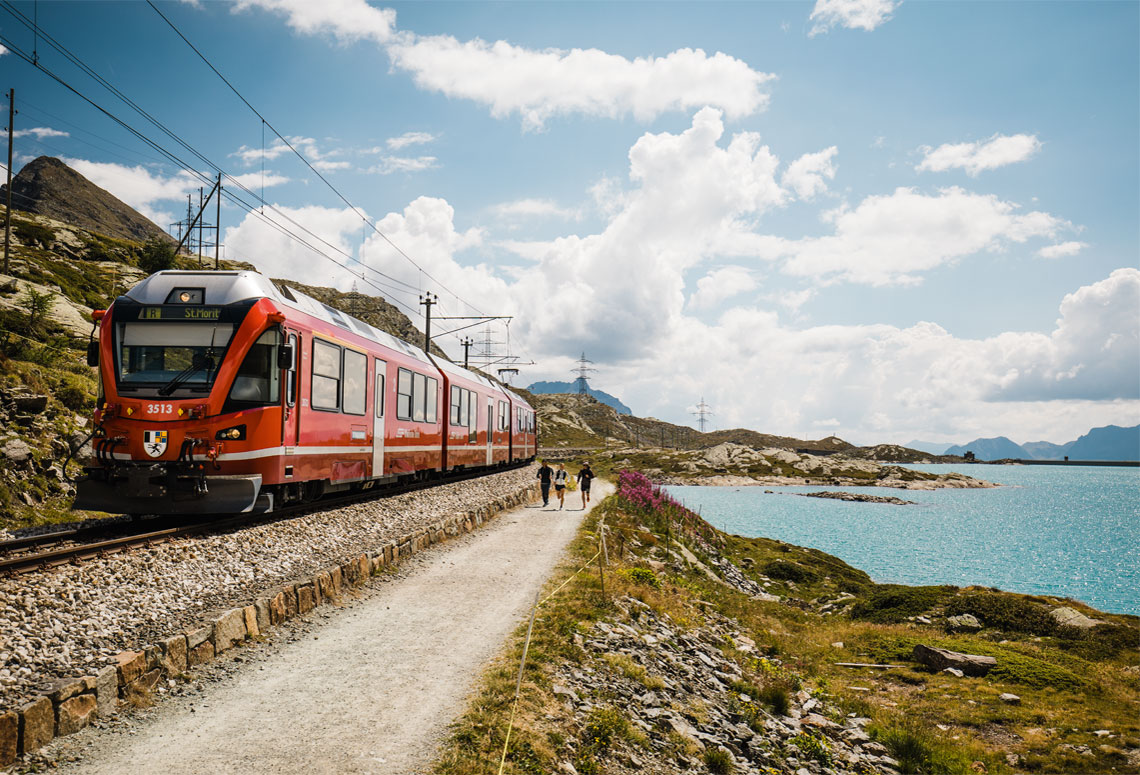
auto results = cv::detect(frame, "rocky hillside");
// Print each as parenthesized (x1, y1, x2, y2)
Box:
(534, 392, 961, 466)
(2, 156, 172, 243)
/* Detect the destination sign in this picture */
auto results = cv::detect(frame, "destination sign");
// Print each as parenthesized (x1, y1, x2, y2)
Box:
(140, 306, 222, 321)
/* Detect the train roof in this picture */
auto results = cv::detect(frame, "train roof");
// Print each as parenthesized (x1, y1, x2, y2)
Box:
(124, 270, 433, 367)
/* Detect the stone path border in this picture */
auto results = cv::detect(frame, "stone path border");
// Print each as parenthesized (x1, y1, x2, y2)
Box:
(0, 483, 540, 767)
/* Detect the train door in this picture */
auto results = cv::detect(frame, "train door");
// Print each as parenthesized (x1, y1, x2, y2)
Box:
(507, 402, 514, 461)
(282, 330, 300, 452)
(372, 358, 386, 477)
(486, 398, 494, 465)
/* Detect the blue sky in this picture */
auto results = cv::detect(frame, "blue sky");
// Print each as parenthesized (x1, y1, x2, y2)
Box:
(2, 0, 1137, 445)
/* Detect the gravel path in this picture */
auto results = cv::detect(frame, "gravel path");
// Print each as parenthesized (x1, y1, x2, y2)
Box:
(42, 480, 613, 775)
(0, 467, 537, 711)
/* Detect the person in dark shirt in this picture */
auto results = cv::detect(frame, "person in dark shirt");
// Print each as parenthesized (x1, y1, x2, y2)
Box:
(576, 461, 594, 509)
(537, 460, 554, 506)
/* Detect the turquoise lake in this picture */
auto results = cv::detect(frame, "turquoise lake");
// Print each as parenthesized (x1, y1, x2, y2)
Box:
(666, 464, 1139, 616)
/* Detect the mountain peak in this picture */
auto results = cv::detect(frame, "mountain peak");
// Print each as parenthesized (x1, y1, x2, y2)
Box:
(2, 156, 170, 243)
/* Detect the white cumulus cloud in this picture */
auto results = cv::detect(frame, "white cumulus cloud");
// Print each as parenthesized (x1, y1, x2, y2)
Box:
(689, 266, 757, 310)
(917, 133, 1042, 176)
(387, 37, 775, 130)
(231, 0, 395, 44)
(386, 131, 438, 150)
(1038, 241, 1087, 259)
(368, 156, 439, 175)
(782, 146, 838, 200)
(809, 0, 899, 35)
(14, 127, 69, 140)
(780, 186, 1066, 285)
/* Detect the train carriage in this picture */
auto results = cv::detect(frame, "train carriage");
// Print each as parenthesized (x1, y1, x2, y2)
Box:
(75, 270, 534, 515)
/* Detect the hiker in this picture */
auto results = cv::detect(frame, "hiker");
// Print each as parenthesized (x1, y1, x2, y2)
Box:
(576, 461, 594, 509)
(553, 463, 569, 509)
(537, 459, 554, 506)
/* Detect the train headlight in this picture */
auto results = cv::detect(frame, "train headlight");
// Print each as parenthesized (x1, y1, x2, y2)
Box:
(215, 425, 246, 441)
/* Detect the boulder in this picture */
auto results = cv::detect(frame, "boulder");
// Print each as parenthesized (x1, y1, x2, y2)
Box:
(999, 693, 1021, 704)
(946, 614, 982, 632)
(2, 439, 32, 464)
(1050, 606, 1103, 630)
(913, 644, 996, 677)
(11, 394, 48, 415)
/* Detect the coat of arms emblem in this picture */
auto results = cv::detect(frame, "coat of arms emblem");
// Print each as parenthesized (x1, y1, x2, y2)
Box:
(143, 430, 169, 457)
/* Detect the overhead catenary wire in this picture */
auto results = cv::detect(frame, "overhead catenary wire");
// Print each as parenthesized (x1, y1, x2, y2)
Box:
(0, 6, 427, 301)
(0, 25, 435, 327)
(144, 0, 487, 318)
(0, 5, 501, 359)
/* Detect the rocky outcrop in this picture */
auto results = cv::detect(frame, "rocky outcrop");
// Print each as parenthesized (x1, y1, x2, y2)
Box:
(552, 596, 901, 774)
(1050, 606, 1104, 630)
(2, 157, 169, 243)
(912, 644, 996, 677)
(795, 491, 917, 505)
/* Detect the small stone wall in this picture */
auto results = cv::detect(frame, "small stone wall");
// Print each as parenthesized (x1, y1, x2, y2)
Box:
(0, 484, 540, 766)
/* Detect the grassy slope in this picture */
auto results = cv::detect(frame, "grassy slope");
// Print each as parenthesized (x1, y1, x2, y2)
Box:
(433, 477, 1139, 775)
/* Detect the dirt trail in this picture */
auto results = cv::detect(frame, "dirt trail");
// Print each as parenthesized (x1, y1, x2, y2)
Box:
(52, 481, 613, 775)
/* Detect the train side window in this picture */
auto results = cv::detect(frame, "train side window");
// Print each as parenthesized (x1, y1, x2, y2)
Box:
(312, 339, 341, 412)
(468, 391, 477, 430)
(342, 349, 366, 415)
(224, 329, 281, 411)
(498, 400, 507, 431)
(450, 385, 461, 425)
(425, 377, 438, 423)
(285, 334, 298, 407)
(412, 372, 427, 422)
(375, 366, 385, 419)
(397, 368, 414, 420)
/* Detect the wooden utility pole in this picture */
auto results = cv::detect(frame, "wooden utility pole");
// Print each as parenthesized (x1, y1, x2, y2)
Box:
(3, 89, 14, 276)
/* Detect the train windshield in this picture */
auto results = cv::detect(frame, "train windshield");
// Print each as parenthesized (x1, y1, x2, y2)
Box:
(115, 321, 234, 394)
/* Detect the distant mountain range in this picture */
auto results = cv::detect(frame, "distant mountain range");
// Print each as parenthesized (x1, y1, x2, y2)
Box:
(525, 382, 632, 414)
(904, 440, 956, 456)
(940, 424, 1139, 461)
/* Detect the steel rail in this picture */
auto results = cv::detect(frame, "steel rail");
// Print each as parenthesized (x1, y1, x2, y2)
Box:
(0, 461, 532, 577)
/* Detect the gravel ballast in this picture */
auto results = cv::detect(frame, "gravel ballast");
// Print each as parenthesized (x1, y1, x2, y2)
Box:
(0, 466, 537, 712)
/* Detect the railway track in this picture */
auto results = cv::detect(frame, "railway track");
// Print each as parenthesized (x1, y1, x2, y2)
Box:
(0, 462, 531, 577)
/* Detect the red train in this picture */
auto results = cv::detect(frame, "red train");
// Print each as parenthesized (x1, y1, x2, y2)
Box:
(74, 270, 537, 515)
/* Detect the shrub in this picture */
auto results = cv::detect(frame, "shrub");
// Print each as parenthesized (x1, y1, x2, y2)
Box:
(871, 722, 975, 775)
(761, 560, 815, 583)
(792, 732, 832, 765)
(1059, 622, 1139, 660)
(849, 585, 956, 623)
(945, 592, 1057, 635)
(757, 684, 790, 716)
(583, 706, 628, 750)
(987, 650, 1090, 691)
(621, 566, 662, 589)
(14, 220, 54, 249)
(56, 374, 94, 412)
(137, 237, 176, 275)
(704, 747, 734, 773)
(20, 286, 54, 333)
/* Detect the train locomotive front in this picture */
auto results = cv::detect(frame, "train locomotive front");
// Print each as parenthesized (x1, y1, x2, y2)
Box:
(75, 272, 296, 514)
(74, 270, 537, 516)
